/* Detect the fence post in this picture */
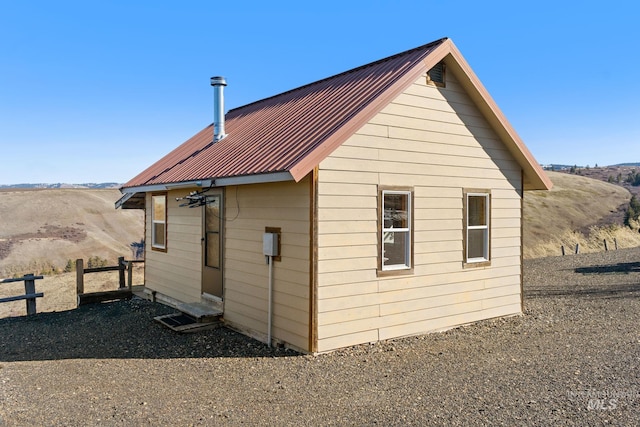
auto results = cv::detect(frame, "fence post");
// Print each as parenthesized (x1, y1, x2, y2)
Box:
(561, 245, 565, 256)
(24, 274, 37, 316)
(614, 238, 618, 250)
(76, 259, 84, 295)
(127, 261, 133, 290)
(604, 239, 608, 251)
(575, 243, 580, 254)
(118, 256, 126, 289)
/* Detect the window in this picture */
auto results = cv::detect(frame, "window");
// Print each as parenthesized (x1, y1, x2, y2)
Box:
(205, 195, 221, 268)
(151, 194, 167, 250)
(379, 187, 413, 274)
(464, 190, 490, 265)
(427, 62, 446, 87)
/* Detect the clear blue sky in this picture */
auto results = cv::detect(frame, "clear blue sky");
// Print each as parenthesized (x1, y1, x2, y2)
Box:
(1, 1, 638, 184)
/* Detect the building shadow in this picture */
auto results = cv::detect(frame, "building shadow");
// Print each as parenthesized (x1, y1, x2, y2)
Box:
(0, 298, 299, 362)
(574, 261, 640, 275)
(526, 282, 640, 299)
(526, 261, 640, 299)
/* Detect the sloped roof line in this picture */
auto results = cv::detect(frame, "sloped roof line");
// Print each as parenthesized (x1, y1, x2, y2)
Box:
(121, 37, 551, 191)
(441, 41, 552, 190)
(286, 41, 450, 181)
(225, 37, 448, 119)
(124, 40, 444, 187)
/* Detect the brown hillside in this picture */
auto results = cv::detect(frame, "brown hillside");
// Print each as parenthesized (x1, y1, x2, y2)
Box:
(0, 189, 143, 277)
(524, 171, 640, 258)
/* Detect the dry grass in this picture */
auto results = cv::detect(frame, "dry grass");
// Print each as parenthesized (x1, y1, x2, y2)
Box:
(0, 265, 144, 318)
(0, 188, 144, 318)
(524, 171, 640, 258)
(0, 188, 143, 277)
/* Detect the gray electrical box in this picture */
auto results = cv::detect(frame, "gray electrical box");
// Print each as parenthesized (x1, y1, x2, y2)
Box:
(263, 232, 279, 256)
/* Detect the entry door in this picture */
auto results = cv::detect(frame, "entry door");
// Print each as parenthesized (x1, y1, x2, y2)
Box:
(202, 191, 223, 298)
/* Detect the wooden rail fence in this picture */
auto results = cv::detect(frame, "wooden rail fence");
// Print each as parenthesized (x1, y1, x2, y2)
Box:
(76, 256, 144, 306)
(0, 274, 44, 316)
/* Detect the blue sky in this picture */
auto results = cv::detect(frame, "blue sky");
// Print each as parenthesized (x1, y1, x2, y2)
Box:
(1, 1, 638, 184)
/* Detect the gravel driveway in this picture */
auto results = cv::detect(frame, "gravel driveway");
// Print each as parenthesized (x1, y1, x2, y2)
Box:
(1, 248, 639, 426)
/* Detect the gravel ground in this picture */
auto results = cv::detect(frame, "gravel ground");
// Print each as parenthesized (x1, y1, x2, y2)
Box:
(1, 248, 639, 426)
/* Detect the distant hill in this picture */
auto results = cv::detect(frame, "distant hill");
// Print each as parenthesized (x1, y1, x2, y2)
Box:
(524, 171, 640, 258)
(0, 183, 121, 189)
(613, 162, 640, 167)
(543, 163, 640, 170)
(0, 188, 143, 277)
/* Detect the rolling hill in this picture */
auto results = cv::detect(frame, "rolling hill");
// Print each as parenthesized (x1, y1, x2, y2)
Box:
(0, 188, 143, 277)
(524, 171, 640, 258)
(1, 173, 639, 275)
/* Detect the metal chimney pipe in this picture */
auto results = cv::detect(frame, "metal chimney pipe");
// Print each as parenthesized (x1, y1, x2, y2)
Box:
(210, 76, 227, 142)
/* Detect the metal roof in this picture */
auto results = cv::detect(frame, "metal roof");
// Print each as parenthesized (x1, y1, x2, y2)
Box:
(122, 38, 446, 188)
(121, 37, 551, 193)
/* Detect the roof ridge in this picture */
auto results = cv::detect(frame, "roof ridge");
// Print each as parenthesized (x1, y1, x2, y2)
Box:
(226, 37, 448, 116)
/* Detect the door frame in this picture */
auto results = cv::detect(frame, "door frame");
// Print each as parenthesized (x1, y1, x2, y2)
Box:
(201, 189, 224, 300)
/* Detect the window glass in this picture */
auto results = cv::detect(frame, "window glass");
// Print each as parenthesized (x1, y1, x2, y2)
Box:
(468, 196, 486, 226)
(467, 229, 486, 259)
(205, 196, 221, 268)
(151, 194, 167, 249)
(381, 190, 412, 271)
(152, 195, 165, 221)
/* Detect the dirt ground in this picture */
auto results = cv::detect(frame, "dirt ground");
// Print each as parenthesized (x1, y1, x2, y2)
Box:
(0, 248, 639, 426)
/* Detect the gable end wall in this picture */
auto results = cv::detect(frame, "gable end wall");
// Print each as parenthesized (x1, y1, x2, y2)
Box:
(316, 72, 523, 352)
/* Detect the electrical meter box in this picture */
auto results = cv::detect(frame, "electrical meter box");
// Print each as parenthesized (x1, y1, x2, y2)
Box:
(263, 232, 279, 257)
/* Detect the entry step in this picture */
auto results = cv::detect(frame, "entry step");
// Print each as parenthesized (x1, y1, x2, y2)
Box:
(176, 301, 223, 320)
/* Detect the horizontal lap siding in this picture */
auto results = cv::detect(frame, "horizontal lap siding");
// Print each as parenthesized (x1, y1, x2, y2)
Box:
(144, 189, 202, 302)
(223, 179, 310, 351)
(316, 73, 522, 352)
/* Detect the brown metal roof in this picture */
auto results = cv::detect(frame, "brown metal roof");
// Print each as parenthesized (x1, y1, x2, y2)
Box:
(123, 38, 447, 188)
(122, 37, 551, 191)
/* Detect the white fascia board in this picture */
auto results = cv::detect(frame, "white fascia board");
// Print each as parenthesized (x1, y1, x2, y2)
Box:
(119, 179, 214, 195)
(115, 192, 136, 209)
(213, 172, 294, 187)
(119, 172, 294, 198)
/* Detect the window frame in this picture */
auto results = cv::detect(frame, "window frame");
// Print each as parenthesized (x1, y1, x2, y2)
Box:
(377, 186, 414, 276)
(151, 193, 167, 252)
(463, 189, 491, 267)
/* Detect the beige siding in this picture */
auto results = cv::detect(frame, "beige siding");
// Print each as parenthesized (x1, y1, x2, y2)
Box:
(223, 178, 311, 351)
(144, 189, 203, 303)
(316, 72, 523, 352)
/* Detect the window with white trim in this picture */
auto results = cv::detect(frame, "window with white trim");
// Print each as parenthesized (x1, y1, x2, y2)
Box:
(380, 189, 413, 272)
(464, 191, 490, 264)
(151, 194, 167, 250)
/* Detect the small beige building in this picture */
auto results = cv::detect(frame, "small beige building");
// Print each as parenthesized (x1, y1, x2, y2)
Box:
(118, 37, 551, 353)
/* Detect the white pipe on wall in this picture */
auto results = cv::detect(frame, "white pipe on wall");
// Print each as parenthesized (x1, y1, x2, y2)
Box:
(267, 255, 273, 347)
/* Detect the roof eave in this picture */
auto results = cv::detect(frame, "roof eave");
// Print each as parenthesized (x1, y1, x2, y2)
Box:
(119, 172, 294, 197)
